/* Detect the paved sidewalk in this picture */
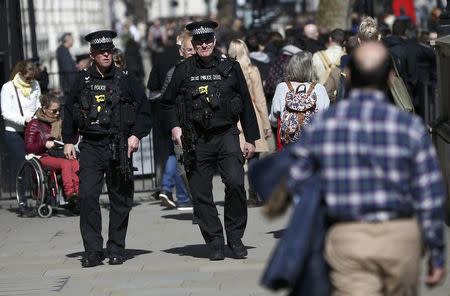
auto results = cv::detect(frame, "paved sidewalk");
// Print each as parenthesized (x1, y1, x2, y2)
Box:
(0, 177, 449, 295)
(0, 177, 287, 296)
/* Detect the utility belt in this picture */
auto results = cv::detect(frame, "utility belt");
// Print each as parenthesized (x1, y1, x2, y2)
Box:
(81, 133, 117, 145)
(82, 132, 125, 160)
(194, 124, 238, 142)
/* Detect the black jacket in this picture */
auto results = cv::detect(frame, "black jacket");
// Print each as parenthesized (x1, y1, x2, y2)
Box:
(63, 65, 152, 143)
(147, 44, 180, 92)
(56, 45, 78, 94)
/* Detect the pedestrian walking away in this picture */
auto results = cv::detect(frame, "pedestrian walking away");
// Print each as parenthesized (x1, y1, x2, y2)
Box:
(62, 30, 152, 268)
(161, 20, 260, 261)
(287, 41, 446, 294)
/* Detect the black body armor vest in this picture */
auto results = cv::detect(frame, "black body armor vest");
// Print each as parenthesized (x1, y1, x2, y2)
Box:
(183, 56, 243, 131)
(77, 69, 135, 136)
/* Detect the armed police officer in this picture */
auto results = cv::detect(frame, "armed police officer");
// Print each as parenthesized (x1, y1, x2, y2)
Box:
(63, 30, 152, 268)
(161, 20, 260, 260)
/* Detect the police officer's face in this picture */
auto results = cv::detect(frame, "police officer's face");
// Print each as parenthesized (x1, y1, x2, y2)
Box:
(90, 49, 113, 69)
(192, 37, 215, 59)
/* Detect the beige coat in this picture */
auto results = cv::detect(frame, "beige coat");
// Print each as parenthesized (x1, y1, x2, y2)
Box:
(238, 64, 271, 152)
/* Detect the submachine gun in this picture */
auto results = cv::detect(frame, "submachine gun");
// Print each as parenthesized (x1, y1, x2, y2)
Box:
(111, 82, 138, 181)
(176, 89, 198, 175)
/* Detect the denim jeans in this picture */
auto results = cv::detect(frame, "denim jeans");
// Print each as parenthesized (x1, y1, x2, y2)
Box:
(161, 155, 189, 203)
(4, 131, 26, 192)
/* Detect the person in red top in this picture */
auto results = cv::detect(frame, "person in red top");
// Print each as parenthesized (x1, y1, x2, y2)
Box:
(24, 93, 79, 199)
(392, 0, 416, 24)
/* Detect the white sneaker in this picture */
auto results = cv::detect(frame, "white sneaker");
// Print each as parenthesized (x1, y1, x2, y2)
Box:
(159, 191, 176, 208)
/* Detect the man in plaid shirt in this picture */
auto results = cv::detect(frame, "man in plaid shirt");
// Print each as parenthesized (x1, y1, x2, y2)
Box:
(288, 42, 446, 294)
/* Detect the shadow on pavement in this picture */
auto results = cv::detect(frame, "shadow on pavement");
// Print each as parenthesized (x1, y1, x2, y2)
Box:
(267, 229, 284, 239)
(7, 207, 79, 218)
(66, 248, 152, 261)
(163, 244, 256, 259)
(100, 201, 142, 210)
(163, 244, 210, 259)
(161, 213, 193, 220)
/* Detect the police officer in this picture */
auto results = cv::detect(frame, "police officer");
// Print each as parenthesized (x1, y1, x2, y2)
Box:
(62, 30, 152, 267)
(161, 20, 260, 260)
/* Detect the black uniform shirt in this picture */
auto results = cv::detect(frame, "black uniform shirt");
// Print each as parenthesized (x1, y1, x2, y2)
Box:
(160, 50, 260, 144)
(63, 65, 152, 143)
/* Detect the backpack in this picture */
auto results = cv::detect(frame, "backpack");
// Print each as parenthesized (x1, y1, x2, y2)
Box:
(280, 81, 318, 145)
(317, 50, 337, 84)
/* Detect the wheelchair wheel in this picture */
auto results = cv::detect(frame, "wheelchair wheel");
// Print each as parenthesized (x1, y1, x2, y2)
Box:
(37, 204, 53, 218)
(16, 158, 46, 216)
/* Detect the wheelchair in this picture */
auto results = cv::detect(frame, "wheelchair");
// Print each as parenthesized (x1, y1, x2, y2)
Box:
(16, 156, 79, 218)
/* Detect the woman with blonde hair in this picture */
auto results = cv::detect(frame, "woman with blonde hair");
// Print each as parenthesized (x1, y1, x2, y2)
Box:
(228, 39, 272, 207)
(358, 17, 381, 43)
(1, 60, 41, 192)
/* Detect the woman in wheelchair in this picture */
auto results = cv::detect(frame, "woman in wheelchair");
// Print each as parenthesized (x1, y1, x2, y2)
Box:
(24, 93, 79, 200)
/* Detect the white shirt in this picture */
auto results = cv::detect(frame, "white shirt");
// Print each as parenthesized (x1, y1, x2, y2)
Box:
(269, 81, 330, 127)
(1, 80, 41, 132)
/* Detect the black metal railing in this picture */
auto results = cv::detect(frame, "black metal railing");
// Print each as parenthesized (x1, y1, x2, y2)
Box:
(0, 73, 158, 199)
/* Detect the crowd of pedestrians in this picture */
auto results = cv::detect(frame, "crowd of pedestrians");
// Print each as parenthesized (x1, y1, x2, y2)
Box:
(0, 3, 448, 294)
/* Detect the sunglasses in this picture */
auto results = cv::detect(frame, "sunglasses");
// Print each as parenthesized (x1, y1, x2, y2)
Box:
(92, 49, 113, 55)
(193, 38, 214, 45)
(47, 108, 61, 114)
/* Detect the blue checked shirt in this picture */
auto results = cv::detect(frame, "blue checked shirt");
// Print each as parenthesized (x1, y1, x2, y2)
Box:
(288, 89, 446, 268)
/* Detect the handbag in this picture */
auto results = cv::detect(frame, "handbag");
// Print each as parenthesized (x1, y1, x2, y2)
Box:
(388, 58, 415, 113)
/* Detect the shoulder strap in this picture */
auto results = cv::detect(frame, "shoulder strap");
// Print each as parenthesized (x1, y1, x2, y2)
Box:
(217, 57, 236, 77)
(318, 51, 332, 69)
(390, 55, 401, 77)
(285, 80, 295, 92)
(13, 84, 24, 117)
(306, 82, 317, 97)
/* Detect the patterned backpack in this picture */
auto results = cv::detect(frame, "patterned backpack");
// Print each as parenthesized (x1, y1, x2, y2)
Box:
(280, 81, 318, 145)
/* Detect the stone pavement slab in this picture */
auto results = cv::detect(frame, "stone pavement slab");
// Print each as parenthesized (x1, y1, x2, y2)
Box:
(0, 176, 449, 295)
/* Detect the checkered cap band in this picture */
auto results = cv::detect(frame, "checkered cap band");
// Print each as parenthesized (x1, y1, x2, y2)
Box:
(90, 37, 112, 45)
(192, 26, 215, 35)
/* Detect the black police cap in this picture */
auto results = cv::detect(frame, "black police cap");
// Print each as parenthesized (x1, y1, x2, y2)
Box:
(84, 30, 117, 51)
(185, 20, 218, 42)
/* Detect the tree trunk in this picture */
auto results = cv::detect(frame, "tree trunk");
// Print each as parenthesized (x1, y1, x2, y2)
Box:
(316, 0, 355, 30)
(216, 0, 233, 26)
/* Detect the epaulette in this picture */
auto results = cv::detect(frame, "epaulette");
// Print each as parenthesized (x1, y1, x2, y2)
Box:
(217, 55, 236, 77)
(81, 69, 91, 84)
(176, 56, 195, 77)
(175, 58, 186, 66)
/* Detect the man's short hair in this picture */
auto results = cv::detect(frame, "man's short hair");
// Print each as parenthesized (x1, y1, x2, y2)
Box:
(245, 35, 259, 52)
(60, 32, 72, 44)
(348, 42, 392, 90)
(392, 20, 408, 36)
(330, 29, 345, 46)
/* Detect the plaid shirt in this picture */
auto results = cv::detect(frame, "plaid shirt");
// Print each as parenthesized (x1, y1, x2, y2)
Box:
(288, 89, 446, 268)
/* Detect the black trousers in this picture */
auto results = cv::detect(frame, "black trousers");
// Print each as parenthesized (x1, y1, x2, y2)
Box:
(78, 140, 134, 256)
(188, 127, 247, 246)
